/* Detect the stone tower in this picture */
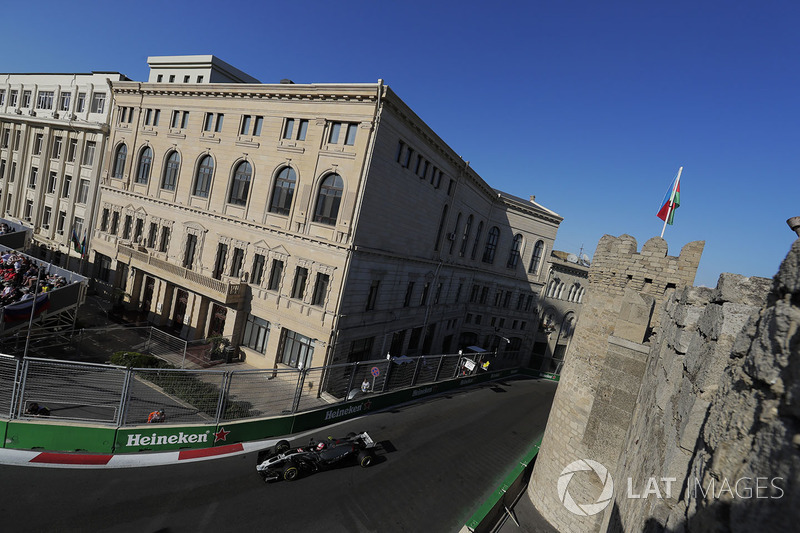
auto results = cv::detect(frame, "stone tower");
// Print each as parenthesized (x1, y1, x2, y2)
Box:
(529, 235, 704, 533)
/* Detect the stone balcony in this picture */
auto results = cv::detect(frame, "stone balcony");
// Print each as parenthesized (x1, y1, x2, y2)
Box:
(117, 243, 246, 306)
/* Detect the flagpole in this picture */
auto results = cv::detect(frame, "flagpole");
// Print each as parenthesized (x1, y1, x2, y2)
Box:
(660, 166, 683, 238)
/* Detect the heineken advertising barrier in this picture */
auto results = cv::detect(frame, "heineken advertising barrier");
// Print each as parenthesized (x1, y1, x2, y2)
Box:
(4, 368, 519, 454)
(5, 421, 117, 453)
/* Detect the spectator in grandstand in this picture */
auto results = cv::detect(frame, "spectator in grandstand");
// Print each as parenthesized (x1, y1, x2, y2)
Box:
(25, 402, 50, 416)
(148, 409, 166, 423)
(361, 377, 371, 393)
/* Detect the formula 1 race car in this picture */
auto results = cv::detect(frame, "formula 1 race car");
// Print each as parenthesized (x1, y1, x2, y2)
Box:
(256, 432, 378, 482)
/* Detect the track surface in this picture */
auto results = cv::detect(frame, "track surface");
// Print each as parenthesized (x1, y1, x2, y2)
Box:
(0, 377, 557, 533)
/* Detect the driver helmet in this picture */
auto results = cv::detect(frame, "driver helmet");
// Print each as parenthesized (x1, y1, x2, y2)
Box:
(316, 442, 326, 451)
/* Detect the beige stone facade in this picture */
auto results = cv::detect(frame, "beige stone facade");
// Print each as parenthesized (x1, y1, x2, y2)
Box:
(0, 72, 128, 271)
(90, 57, 562, 379)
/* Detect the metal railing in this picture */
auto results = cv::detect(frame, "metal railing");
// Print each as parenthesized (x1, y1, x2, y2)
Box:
(0, 351, 489, 426)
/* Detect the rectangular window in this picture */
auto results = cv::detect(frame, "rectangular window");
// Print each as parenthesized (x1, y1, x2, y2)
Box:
(0, 89, 4, 105)
(169, 75, 175, 83)
(311, 273, 329, 307)
(328, 122, 341, 143)
(10, 90, 18, 106)
(291, 267, 308, 299)
(9, 161, 15, 182)
(365, 280, 380, 311)
(230, 247, 244, 278)
(197, 76, 204, 83)
(1, 129, 8, 148)
(212, 243, 228, 279)
(147, 222, 158, 248)
(56, 211, 66, 234)
(82, 141, 95, 165)
(183, 234, 197, 269)
(5, 194, 11, 212)
(62, 175, 72, 198)
(240, 115, 251, 135)
(110, 211, 119, 235)
(283, 118, 295, 139)
(76, 93, 86, 112)
(73, 216, 84, 239)
(280, 329, 314, 369)
(348, 337, 374, 363)
(52, 137, 62, 159)
(97, 253, 112, 283)
(24, 200, 33, 220)
(159, 227, 170, 253)
(434, 282, 443, 304)
(14, 130, 20, 151)
(344, 123, 358, 145)
(297, 119, 308, 140)
(181, 111, 189, 129)
(77, 179, 90, 204)
(59, 92, 70, 111)
(243, 315, 270, 354)
(403, 281, 415, 307)
(268, 259, 283, 291)
(144, 109, 152, 125)
(183, 75, 190, 83)
(253, 116, 263, 136)
(251, 253, 266, 285)
(171, 110, 181, 128)
(408, 327, 423, 350)
(90, 92, 106, 113)
(122, 215, 132, 240)
(42, 206, 52, 229)
(480, 286, 489, 304)
(470, 285, 479, 303)
(29, 167, 38, 189)
(145, 108, 161, 126)
(22, 91, 32, 108)
(47, 172, 57, 194)
(36, 91, 54, 110)
(503, 291, 512, 308)
(33, 134, 43, 155)
(67, 139, 77, 162)
(100, 208, 110, 232)
(419, 282, 430, 306)
(0, 159, 4, 180)
(133, 218, 144, 243)
(204, 113, 224, 132)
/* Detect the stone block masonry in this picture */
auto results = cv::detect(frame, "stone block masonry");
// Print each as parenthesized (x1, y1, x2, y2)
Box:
(529, 235, 703, 532)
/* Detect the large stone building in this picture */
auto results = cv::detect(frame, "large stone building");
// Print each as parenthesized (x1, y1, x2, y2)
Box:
(0, 71, 129, 271)
(90, 56, 564, 373)
(530, 250, 590, 375)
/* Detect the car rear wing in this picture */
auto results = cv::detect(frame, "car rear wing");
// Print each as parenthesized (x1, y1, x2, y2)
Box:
(357, 431, 376, 448)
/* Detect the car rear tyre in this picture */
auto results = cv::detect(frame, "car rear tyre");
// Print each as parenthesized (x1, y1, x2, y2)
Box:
(275, 440, 290, 454)
(282, 462, 299, 481)
(358, 451, 374, 468)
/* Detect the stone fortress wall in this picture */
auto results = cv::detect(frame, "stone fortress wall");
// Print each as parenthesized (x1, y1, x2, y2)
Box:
(529, 227, 799, 532)
(529, 235, 704, 533)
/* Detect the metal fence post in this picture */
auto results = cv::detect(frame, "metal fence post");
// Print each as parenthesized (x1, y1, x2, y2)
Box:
(9, 359, 23, 419)
(383, 357, 393, 393)
(215, 371, 232, 423)
(344, 362, 358, 402)
(434, 355, 445, 382)
(117, 368, 134, 426)
(15, 359, 30, 418)
(145, 327, 153, 354)
(411, 356, 422, 387)
(292, 369, 307, 413)
(181, 340, 187, 369)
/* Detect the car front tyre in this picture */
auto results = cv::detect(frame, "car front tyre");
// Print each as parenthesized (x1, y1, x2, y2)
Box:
(275, 440, 291, 454)
(282, 462, 300, 481)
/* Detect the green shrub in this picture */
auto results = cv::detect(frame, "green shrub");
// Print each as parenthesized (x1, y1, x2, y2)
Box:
(111, 351, 174, 369)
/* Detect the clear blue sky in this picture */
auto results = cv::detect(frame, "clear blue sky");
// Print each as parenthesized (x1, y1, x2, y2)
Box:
(5, 0, 798, 287)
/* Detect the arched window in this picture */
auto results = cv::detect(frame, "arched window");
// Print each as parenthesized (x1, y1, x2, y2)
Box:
(269, 166, 296, 215)
(562, 314, 575, 338)
(228, 161, 252, 206)
(192, 155, 214, 197)
(459, 215, 473, 257)
(471, 221, 484, 260)
(112, 144, 127, 179)
(557, 282, 565, 299)
(482, 226, 500, 264)
(568, 284, 576, 301)
(161, 151, 180, 191)
(313, 173, 343, 225)
(547, 279, 558, 298)
(528, 240, 545, 275)
(578, 288, 585, 303)
(507, 234, 523, 268)
(135, 146, 152, 184)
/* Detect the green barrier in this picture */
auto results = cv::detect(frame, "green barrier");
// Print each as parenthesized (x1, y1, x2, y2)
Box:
(464, 436, 543, 532)
(520, 368, 560, 381)
(0, 420, 7, 450)
(115, 424, 219, 452)
(210, 417, 294, 445)
(6, 421, 116, 453)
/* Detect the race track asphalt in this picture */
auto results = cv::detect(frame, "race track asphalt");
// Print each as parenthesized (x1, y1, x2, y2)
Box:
(0, 376, 557, 533)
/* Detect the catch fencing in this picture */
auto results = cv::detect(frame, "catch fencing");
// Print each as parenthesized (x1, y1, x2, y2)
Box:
(0, 351, 489, 427)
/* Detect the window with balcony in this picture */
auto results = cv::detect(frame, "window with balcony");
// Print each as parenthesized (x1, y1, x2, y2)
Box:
(183, 234, 198, 269)
(212, 242, 228, 280)
(230, 247, 244, 278)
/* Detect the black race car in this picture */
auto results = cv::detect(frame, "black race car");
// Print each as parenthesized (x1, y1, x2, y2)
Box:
(256, 431, 377, 482)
